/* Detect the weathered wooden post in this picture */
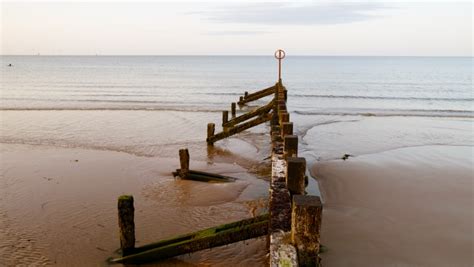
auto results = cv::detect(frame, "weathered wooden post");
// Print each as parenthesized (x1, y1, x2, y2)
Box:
(282, 122, 293, 136)
(278, 103, 286, 114)
(280, 112, 290, 124)
(271, 125, 282, 143)
(291, 195, 323, 266)
(239, 96, 244, 103)
(272, 125, 281, 135)
(207, 123, 215, 145)
(222, 111, 229, 126)
(179, 148, 190, 178)
(118, 195, 135, 256)
(284, 135, 298, 158)
(244, 91, 248, 98)
(286, 157, 306, 195)
(231, 102, 236, 117)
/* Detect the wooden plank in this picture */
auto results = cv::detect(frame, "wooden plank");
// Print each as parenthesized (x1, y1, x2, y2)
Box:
(111, 214, 269, 264)
(238, 86, 276, 105)
(207, 113, 272, 144)
(244, 85, 276, 100)
(223, 100, 274, 128)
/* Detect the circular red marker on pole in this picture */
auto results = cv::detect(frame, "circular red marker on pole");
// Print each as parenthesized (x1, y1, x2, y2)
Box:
(275, 49, 286, 81)
(274, 49, 286, 60)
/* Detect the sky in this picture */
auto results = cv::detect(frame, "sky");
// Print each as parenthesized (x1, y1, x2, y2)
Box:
(1, 1, 472, 56)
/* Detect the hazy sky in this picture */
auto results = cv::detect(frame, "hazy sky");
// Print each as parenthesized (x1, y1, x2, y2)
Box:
(1, 1, 472, 56)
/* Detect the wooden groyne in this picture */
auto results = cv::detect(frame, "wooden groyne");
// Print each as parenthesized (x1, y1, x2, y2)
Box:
(110, 50, 323, 266)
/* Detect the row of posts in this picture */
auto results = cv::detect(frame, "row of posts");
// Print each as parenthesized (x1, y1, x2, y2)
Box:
(222, 102, 237, 126)
(272, 81, 323, 266)
(116, 82, 323, 265)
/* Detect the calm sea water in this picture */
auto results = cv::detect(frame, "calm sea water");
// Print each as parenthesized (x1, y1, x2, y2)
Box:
(1, 56, 473, 116)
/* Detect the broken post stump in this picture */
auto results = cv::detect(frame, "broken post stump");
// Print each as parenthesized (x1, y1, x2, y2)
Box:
(286, 157, 306, 195)
(207, 123, 215, 145)
(282, 122, 293, 136)
(231, 102, 236, 117)
(244, 91, 248, 98)
(179, 149, 190, 178)
(118, 195, 135, 256)
(291, 195, 323, 266)
(284, 135, 298, 158)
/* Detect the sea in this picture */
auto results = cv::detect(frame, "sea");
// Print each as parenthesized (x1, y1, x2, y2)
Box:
(1, 56, 472, 158)
(0, 56, 473, 266)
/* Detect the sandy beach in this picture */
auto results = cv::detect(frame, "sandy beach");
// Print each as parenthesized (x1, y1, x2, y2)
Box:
(315, 145, 473, 266)
(0, 143, 270, 266)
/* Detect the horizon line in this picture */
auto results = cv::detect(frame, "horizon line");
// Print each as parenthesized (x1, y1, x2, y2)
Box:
(1, 54, 472, 57)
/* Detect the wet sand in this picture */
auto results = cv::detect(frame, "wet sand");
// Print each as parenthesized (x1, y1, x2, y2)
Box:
(314, 145, 473, 266)
(0, 144, 270, 266)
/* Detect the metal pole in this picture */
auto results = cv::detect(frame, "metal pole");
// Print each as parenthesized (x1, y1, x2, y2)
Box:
(274, 49, 286, 83)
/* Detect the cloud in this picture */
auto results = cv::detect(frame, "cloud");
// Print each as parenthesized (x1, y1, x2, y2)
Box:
(197, 2, 387, 26)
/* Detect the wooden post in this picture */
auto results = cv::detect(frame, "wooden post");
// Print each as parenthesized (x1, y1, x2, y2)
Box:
(244, 91, 248, 98)
(279, 103, 287, 113)
(272, 130, 282, 143)
(280, 112, 290, 124)
(282, 122, 293, 136)
(231, 103, 236, 117)
(286, 157, 306, 195)
(222, 111, 229, 125)
(207, 123, 215, 145)
(284, 89, 287, 101)
(179, 148, 190, 178)
(284, 135, 298, 158)
(271, 125, 281, 135)
(291, 195, 323, 266)
(239, 96, 244, 103)
(118, 195, 135, 256)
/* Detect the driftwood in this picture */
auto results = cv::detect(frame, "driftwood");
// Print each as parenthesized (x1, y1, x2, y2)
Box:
(207, 113, 272, 144)
(172, 169, 236, 182)
(238, 85, 276, 105)
(110, 214, 269, 264)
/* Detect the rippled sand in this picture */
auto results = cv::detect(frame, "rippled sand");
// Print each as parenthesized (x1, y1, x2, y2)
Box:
(314, 145, 474, 266)
(0, 144, 270, 266)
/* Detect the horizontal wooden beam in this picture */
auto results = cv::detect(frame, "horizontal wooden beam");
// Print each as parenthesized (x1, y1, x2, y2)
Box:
(207, 113, 272, 144)
(223, 100, 274, 128)
(110, 214, 269, 264)
(238, 85, 276, 105)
